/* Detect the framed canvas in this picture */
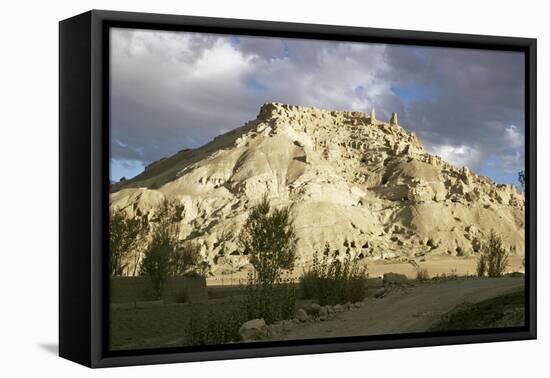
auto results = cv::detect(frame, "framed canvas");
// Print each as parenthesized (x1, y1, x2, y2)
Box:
(59, 10, 537, 368)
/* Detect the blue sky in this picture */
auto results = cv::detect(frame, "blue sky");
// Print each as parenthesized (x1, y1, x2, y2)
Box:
(110, 29, 525, 187)
(391, 84, 439, 104)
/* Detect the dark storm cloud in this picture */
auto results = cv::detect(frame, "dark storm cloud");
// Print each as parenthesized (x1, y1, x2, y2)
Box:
(383, 45, 524, 174)
(109, 28, 525, 184)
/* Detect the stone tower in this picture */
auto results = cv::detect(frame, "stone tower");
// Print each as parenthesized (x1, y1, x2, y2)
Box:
(390, 112, 398, 126)
(370, 108, 376, 124)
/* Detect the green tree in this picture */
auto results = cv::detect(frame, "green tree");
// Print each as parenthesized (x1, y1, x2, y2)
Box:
(140, 201, 207, 298)
(239, 195, 298, 323)
(109, 207, 148, 276)
(239, 195, 297, 286)
(518, 170, 525, 190)
(139, 201, 180, 298)
(169, 241, 202, 276)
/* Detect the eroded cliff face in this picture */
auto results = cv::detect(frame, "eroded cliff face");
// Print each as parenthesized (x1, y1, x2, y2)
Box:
(110, 103, 525, 276)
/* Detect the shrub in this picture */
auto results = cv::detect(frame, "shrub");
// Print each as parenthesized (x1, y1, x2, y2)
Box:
(184, 304, 247, 346)
(238, 195, 298, 323)
(476, 254, 487, 277)
(416, 267, 430, 282)
(300, 269, 319, 300)
(476, 229, 509, 277)
(244, 277, 297, 324)
(300, 243, 368, 306)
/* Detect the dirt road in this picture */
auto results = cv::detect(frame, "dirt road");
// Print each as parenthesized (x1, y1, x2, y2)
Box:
(272, 277, 524, 340)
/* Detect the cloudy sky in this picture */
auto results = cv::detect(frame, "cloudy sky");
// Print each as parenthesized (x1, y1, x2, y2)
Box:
(110, 28, 525, 186)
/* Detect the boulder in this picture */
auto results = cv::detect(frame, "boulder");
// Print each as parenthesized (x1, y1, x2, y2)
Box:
(280, 319, 295, 331)
(383, 272, 409, 286)
(238, 318, 267, 341)
(306, 303, 322, 316)
(374, 287, 387, 298)
(296, 308, 309, 322)
(267, 323, 283, 337)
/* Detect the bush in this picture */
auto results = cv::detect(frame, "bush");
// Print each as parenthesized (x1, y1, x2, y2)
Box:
(416, 267, 430, 282)
(476, 254, 487, 277)
(184, 304, 247, 346)
(244, 278, 297, 324)
(476, 230, 510, 277)
(300, 243, 368, 306)
(300, 270, 319, 300)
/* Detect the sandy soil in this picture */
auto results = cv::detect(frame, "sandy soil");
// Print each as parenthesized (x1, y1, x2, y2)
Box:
(367, 255, 524, 279)
(206, 255, 524, 286)
(270, 276, 524, 341)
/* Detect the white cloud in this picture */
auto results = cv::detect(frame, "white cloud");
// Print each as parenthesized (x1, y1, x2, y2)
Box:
(192, 39, 252, 78)
(110, 29, 395, 167)
(499, 150, 523, 173)
(429, 144, 485, 171)
(504, 125, 523, 148)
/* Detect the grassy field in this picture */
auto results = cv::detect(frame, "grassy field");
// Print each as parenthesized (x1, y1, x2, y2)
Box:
(110, 300, 247, 350)
(429, 290, 525, 331)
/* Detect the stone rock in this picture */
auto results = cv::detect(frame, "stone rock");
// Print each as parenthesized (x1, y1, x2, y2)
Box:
(296, 308, 309, 322)
(390, 112, 398, 126)
(267, 323, 283, 337)
(374, 287, 387, 299)
(239, 319, 267, 341)
(333, 304, 343, 313)
(280, 319, 295, 331)
(306, 303, 322, 316)
(370, 108, 376, 123)
(319, 306, 328, 317)
(383, 272, 409, 286)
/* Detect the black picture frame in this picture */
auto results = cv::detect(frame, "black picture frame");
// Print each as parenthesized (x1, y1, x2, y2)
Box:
(59, 9, 537, 368)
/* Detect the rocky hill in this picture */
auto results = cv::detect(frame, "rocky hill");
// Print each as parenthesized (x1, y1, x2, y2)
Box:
(110, 103, 525, 276)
